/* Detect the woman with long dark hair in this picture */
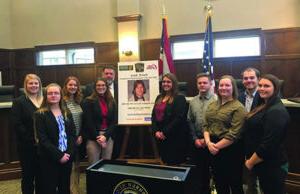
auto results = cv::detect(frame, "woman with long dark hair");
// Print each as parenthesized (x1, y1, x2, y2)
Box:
(11, 73, 43, 194)
(82, 78, 117, 165)
(35, 83, 76, 194)
(244, 74, 290, 194)
(151, 73, 188, 165)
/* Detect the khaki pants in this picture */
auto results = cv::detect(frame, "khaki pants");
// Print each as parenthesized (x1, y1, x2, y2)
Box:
(70, 157, 80, 194)
(86, 137, 114, 165)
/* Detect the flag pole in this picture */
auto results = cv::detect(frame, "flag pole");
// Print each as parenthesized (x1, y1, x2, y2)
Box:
(160, 0, 166, 17)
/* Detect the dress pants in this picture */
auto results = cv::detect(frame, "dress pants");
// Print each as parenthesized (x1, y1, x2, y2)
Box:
(111, 126, 124, 159)
(86, 137, 114, 165)
(190, 146, 211, 194)
(210, 139, 244, 194)
(243, 166, 259, 194)
(70, 152, 80, 194)
(255, 163, 287, 194)
(18, 145, 42, 194)
(40, 157, 72, 194)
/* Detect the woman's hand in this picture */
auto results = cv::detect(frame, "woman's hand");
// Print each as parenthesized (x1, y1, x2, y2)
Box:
(60, 153, 70, 164)
(195, 139, 206, 148)
(245, 160, 254, 170)
(207, 142, 219, 155)
(155, 131, 162, 140)
(96, 135, 107, 148)
(155, 131, 166, 140)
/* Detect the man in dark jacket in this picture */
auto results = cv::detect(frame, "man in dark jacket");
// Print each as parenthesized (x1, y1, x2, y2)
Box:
(238, 67, 262, 194)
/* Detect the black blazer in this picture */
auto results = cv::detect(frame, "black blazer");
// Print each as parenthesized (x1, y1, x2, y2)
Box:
(11, 95, 39, 146)
(35, 110, 76, 163)
(82, 97, 117, 141)
(151, 94, 189, 164)
(243, 97, 290, 166)
(238, 90, 262, 111)
(151, 94, 188, 137)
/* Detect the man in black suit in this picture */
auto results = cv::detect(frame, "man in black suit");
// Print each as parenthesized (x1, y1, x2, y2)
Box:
(238, 67, 262, 194)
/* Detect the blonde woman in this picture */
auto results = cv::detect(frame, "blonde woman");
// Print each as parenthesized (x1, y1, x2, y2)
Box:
(35, 83, 76, 194)
(11, 73, 43, 194)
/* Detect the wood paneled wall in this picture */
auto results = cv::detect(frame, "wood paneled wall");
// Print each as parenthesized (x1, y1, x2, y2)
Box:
(1, 28, 299, 97)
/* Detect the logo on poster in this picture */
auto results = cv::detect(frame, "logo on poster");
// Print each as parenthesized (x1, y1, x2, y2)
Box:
(113, 179, 149, 194)
(146, 63, 157, 70)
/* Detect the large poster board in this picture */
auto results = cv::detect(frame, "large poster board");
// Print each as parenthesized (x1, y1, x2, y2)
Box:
(118, 60, 159, 125)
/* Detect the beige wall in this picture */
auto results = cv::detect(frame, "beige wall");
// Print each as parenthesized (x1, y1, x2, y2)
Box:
(0, 0, 12, 49)
(140, 0, 300, 39)
(117, 0, 140, 16)
(1, 0, 300, 48)
(11, 0, 118, 48)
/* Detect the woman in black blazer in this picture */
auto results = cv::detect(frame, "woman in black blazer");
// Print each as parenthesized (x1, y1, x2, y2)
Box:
(82, 78, 117, 165)
(151, 73, 188, 165)
(11, 73, 43, 194)
(35, 83, 76, 194)
(244, 74, 290, 194)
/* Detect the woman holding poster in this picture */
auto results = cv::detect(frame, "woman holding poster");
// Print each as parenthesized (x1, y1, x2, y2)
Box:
(151, 73, 188, 165)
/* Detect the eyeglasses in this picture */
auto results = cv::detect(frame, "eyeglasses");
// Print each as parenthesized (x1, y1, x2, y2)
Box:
(162, 80, 172, 83)
(96, 84, 106, 87)
(47, 92, 60, 96)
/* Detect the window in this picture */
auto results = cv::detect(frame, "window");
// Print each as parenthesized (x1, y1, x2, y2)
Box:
(171, 30, 261, 60)
(38, 50, 66, 65)
(173, 41, 204, 60)
(36, 43, 95, 66)
(215, 37, 260, 57)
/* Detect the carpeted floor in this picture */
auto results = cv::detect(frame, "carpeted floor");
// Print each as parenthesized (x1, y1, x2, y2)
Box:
(0, 173, 87, 194)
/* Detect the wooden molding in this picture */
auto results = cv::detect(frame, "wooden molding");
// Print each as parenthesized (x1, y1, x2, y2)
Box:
(265, 54, 300, 60)
(0, 162, 21, 181)
(264, 27, 300, 34)
(114, 14, 142, 22)
(286, 172, 300, 194)
(35, 41, 95, 51)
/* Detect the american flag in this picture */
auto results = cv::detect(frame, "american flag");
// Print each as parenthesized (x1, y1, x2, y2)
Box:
(159, 17, 175, 77)
(202, 12, 214, 82)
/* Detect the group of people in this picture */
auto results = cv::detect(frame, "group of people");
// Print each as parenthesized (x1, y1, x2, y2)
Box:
(11, 67, 118, 194)
(152, 68, 289, 194)
(11, 66, 289, 194)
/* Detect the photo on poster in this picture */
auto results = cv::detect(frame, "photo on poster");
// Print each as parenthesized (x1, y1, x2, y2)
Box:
(128, 80, 150, 102)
